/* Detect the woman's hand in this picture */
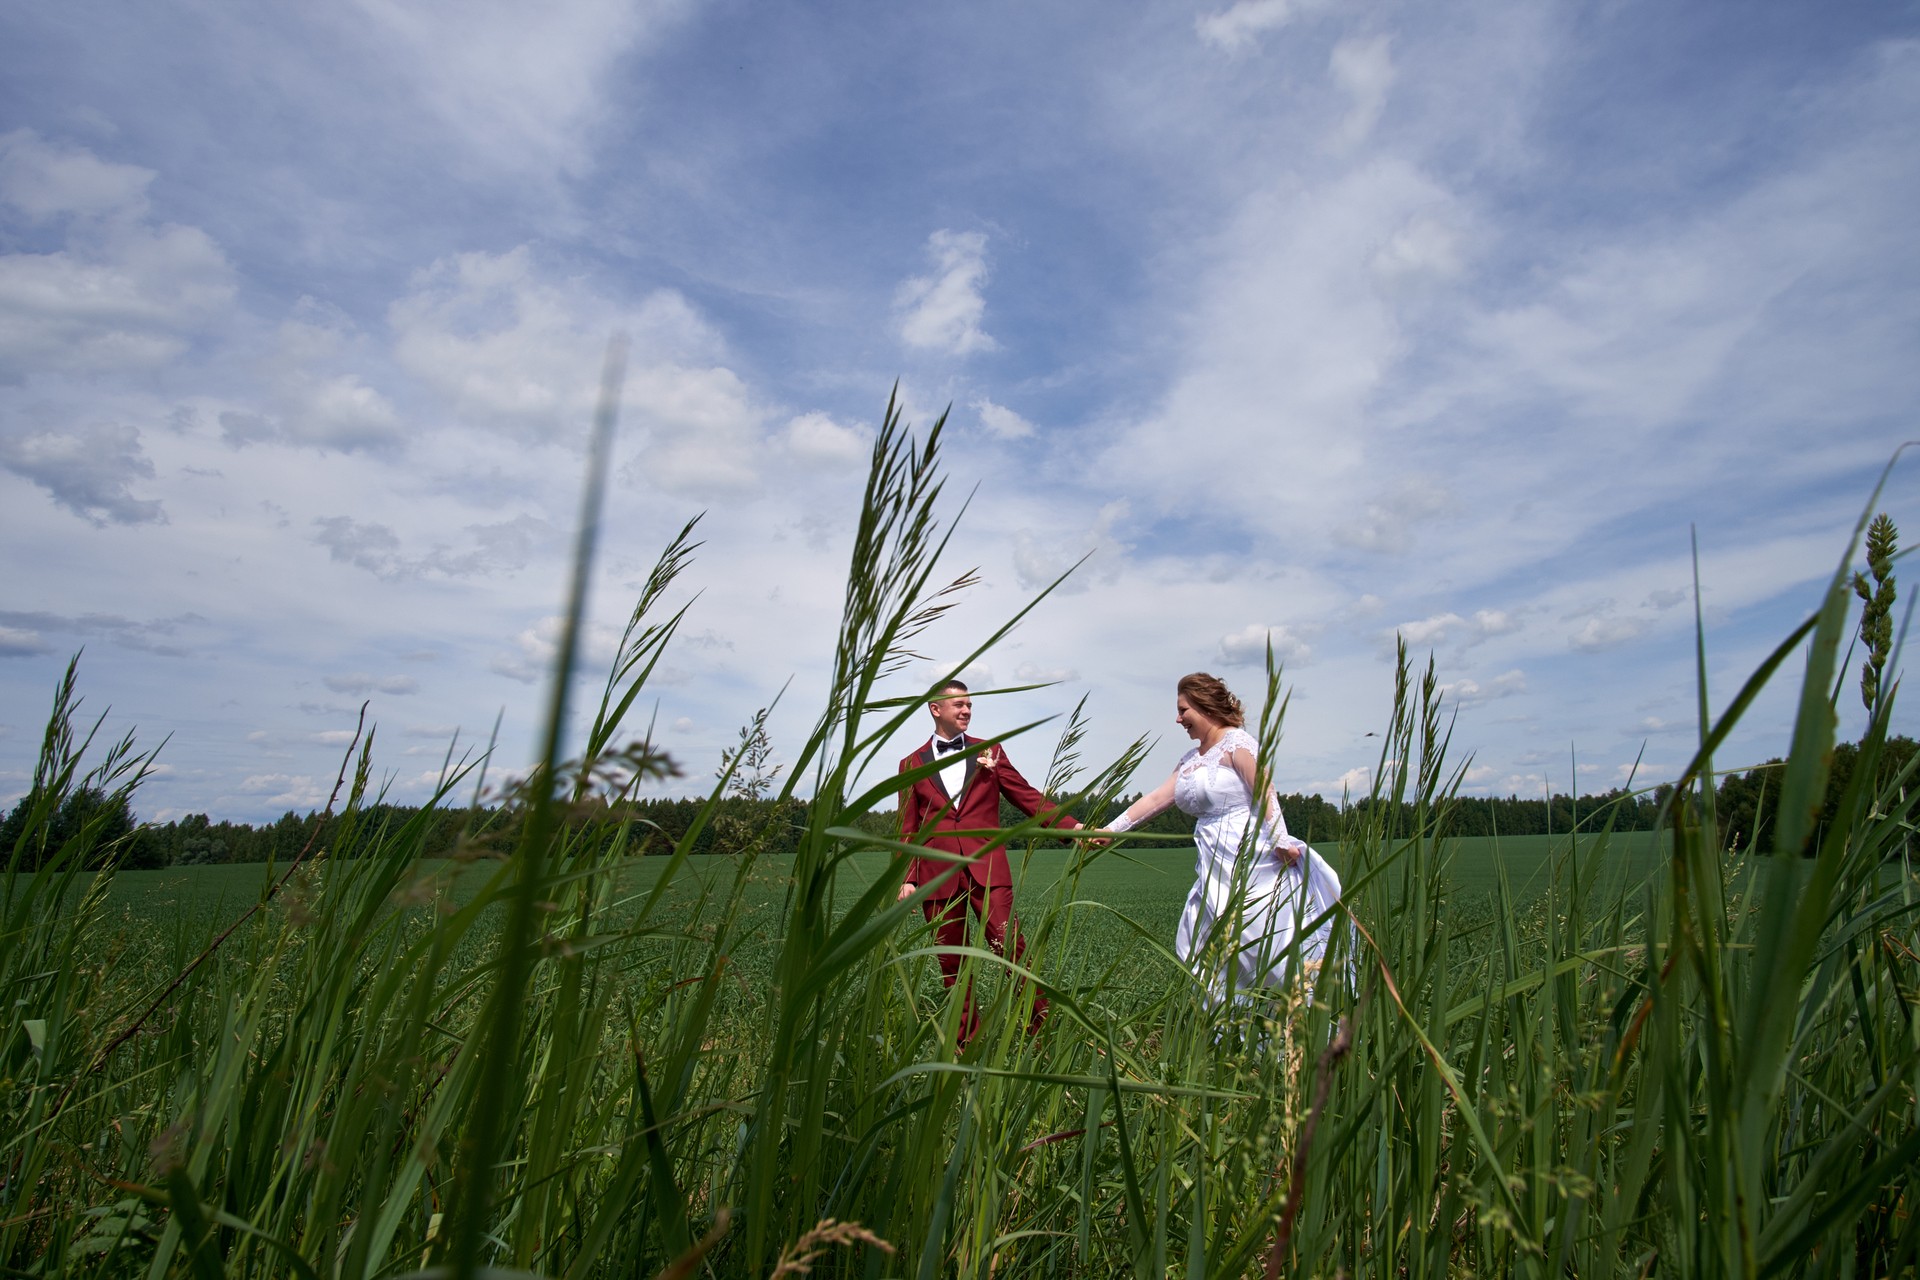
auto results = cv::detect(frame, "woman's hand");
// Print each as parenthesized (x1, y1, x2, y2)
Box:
(1273, 843, 1303, 867)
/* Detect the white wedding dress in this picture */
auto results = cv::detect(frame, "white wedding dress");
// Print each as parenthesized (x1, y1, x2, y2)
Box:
(1170, 727, 1343, 1000)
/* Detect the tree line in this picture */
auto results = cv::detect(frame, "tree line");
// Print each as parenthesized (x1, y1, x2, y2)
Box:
(8, 739, 1907, 871)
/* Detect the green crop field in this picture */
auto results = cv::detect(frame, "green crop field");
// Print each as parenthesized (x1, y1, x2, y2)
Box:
(98, 829, 1671, 941)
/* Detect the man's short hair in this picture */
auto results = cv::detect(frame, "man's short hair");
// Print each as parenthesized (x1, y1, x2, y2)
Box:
(935, 679, 968, 695)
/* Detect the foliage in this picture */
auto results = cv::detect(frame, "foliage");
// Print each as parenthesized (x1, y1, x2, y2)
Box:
(0, 783, 136, 869)
(114, 785, 1684, 867)
(1711, 734, 1919, 855)
(1, 412, 1915, 1279)
(718, 706, 784, 801)
(1854, 511, 1898, 712)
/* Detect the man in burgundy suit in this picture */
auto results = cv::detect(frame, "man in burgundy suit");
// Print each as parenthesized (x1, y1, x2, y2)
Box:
(897, 679, 1082, 1044)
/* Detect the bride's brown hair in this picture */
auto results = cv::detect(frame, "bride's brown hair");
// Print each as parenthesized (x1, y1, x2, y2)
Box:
(1177, 672, 1244, 728)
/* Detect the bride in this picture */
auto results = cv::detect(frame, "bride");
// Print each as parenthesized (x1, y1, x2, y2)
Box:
(1101, 673, 1342, 1000)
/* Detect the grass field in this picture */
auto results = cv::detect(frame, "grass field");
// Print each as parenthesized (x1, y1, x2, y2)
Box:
(87, 830, 1674, 1028)
(97, 829, 1670, 937)
(7, 410, 1913, 1278)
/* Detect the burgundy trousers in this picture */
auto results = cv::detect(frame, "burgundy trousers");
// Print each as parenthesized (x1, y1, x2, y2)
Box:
(923, 878, 1048, 1044)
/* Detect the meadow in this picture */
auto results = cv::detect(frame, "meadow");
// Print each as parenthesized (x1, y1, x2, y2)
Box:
(3, 395, 1914, 1279)
(95, 831, 1670, 973)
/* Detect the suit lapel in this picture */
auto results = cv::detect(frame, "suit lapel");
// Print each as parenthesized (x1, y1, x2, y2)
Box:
(922, 739, 982, 806)
(918, 743, 951, 801)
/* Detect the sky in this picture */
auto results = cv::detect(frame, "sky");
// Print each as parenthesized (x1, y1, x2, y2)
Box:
(2, 0, 1917, 825)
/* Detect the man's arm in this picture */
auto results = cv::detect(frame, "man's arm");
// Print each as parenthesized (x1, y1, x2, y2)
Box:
(993, 754, 1082, 830)
(897, 759, 924, 900)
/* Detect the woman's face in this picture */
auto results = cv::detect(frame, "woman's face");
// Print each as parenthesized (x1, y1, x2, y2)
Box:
(1175, 694, 1217, 742)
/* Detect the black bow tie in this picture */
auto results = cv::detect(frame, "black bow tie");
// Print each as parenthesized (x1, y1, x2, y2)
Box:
(936, 737, 967, 754)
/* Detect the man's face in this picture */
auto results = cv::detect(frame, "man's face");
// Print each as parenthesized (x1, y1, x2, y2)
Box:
(929, 688, 972, 740)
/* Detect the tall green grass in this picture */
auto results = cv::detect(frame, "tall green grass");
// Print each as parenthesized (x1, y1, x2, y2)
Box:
(2, 394, 1915, 1278)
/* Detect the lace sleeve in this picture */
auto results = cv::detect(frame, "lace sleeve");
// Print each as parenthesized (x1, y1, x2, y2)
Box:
(1261, 808, 1306, 854)
(1221, 729, 1307, 858)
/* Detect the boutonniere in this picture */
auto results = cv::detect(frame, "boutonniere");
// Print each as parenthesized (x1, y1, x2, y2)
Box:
(978, 747, 1001, 771)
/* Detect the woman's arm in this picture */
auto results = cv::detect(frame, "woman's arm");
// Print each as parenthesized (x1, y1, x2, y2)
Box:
(1102, 771, 1178, 836)
(1227, 746, 1304, 865)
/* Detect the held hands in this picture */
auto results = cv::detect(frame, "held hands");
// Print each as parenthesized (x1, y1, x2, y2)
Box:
(898, 881, 917, 901)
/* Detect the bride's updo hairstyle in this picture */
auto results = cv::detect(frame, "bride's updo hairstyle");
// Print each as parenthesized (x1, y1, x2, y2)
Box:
(1177, 672, 1244, 728)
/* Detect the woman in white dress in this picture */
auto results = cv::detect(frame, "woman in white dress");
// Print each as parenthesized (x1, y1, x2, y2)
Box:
(1101, 673, 1342, 1001)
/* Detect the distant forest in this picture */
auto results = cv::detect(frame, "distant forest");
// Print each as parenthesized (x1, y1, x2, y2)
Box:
(4, 736, 1909, 870)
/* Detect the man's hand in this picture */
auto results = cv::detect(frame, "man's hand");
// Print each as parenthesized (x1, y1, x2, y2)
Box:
(898, 881, 917, 901)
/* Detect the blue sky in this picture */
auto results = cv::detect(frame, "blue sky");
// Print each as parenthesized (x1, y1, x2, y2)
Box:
(2, 0, 1916, 824)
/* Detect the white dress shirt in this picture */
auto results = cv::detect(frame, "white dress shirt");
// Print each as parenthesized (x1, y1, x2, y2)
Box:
(934, 736, 967, 799)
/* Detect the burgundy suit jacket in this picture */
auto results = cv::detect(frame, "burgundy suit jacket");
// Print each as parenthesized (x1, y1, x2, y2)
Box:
(898, 737, 1081, 895)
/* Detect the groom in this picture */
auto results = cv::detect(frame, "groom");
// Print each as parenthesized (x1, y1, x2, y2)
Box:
(897, 679, 1083, 1044)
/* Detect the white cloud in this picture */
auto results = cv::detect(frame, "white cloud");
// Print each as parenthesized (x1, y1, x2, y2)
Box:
(0, 128, 152, 220)
(387, 248, 768, 493)
(1438, 668, 1526, 707)
(313, 513, 561, 581)
(232, 773, 328, 808)
(489, 615, 624, 684)
(337, 0, 678, 177)
(0, 133, 236, 382)
(0, 420, 165, 526)
(895, 230, 996, 356)
(1644, 587, 1689, 611)
(1195, 0, 1333, 53)
(0, 609, 196, 656)
(1219, 623, 1313, 667)
(1570, 615, 1651, 652)
(220, 377, 402, 453)
(1469, 609, 1521, 640)
(1334, 477, 1456, 553)
(975, 398, 1037, 440)
(390, 247, 639, 436)
(1330, 35, 1394, 149)
(2, 2, 1915, 827)
(928, 659, 995, 692)
(322, 673, 420, 696)
(1386, 607, 1521, 653)
(624, 364, 766, 494)
(221, 311, 405, 452)
(1392, 611, 1464, 648)
(1371, 212, 1466, 286)
(1011, 500, 1132, 594)
(1106, 159, 1464, 538)
(783, 412, 870, 466)
(1014, 660, 1080, 683)
(1311, 764, 1373, 798)
(0, 626, 51, 658)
